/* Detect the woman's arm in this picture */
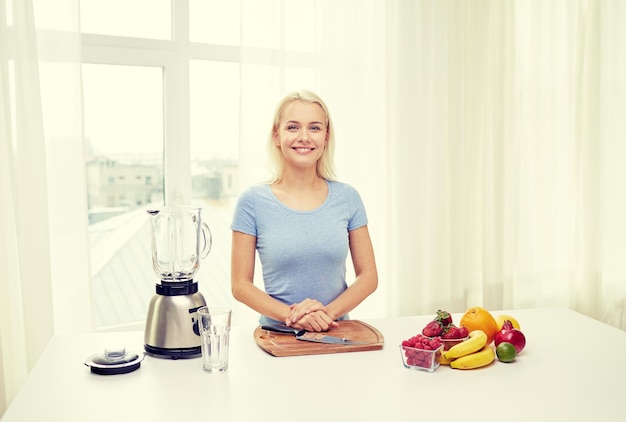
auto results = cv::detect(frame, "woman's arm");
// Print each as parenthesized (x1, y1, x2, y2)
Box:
(326, 225, 379, 319)
(230, 230, 292, 323)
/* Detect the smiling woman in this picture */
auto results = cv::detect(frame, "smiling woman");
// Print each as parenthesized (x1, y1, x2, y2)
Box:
(230, 90, 379, 332)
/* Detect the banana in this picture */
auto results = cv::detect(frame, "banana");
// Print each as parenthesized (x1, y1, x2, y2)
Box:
(449, 345, 495, 370)
(439, 353, 455, 365)
(443, 329, 488, 359)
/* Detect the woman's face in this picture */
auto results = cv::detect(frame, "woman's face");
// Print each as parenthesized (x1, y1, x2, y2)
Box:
(274, 100, 328, 171)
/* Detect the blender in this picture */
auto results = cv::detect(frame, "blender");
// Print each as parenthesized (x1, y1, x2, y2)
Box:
(144, 206, 212, 359)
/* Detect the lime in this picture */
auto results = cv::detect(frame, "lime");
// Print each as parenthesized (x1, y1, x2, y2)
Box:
(496, 342, 517, 363)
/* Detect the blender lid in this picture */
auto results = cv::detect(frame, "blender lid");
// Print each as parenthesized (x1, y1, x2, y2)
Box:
(84, 347, 145, 375)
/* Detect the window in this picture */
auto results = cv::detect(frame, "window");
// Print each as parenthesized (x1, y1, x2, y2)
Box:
(79, 0, 171, 40)
(80, 1, 242, 329)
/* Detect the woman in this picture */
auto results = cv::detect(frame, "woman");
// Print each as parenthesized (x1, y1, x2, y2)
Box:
(230, 90, 378, 332)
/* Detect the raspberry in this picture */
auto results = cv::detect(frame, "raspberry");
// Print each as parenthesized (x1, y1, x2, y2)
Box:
(429, 338, 442, 348)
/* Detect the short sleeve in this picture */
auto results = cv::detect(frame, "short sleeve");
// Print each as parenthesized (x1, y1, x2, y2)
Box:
(347, 186, 368, 231)
(230, 188, 258, 236)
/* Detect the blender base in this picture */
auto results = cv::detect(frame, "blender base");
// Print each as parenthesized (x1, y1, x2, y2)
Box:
(144, 344, 202, 360)
(144, 280, 207, 360)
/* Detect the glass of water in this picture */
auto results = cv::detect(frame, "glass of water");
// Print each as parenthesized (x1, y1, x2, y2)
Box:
(197, 306, 231, 373)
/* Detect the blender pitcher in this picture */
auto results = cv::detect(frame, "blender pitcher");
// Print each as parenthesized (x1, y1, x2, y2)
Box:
(148, 206, 212, 281)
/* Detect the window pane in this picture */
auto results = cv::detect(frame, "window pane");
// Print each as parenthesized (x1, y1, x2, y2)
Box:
(190, 0, 240, 45)
(79, 0, 171, 39)
(82, 64, 164, 328)
(189, 60, 239, 310)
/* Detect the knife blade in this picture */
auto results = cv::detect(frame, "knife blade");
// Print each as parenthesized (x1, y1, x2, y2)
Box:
(261, 324, 366, 345)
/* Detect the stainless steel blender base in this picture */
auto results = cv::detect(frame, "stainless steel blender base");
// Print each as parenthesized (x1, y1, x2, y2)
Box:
(144, 283, 206, 360)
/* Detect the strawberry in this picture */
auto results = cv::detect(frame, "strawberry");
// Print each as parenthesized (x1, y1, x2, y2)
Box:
(443, 325, 462, 339)
(435, 309, 453, 326)
(443, 325, 470, 339)
(422, 320, 444, 337)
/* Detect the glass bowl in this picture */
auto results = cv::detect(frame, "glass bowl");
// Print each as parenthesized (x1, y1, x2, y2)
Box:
(440, 336, 469, 351)
(399, 344, 444, 372)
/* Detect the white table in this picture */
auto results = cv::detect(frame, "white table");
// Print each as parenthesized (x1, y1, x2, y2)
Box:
(2, 308, 625, 421)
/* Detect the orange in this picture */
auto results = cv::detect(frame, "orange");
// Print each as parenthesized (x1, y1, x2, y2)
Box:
(495, 314, 521, 331)
(459, 306, 498, 345)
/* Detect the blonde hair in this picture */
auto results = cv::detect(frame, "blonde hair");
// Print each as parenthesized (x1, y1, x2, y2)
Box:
(267, 90, 336, 183)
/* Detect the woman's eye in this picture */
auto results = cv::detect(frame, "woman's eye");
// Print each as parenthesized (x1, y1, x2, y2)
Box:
(287, 125, 298, 130)
(310, 126, 321, 131)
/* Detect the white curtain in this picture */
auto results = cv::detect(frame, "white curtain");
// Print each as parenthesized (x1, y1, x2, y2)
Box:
(238, 0, 626, 323)
(0, 0, 87, 415)
(0, 0, 52, 413)
(386, 0, 626, 321)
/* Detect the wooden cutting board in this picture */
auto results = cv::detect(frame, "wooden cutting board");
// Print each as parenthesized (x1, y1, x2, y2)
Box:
(253, 320, 384, 357)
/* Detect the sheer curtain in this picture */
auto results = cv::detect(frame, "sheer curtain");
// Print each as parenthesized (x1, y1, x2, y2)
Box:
(238, 0, 626, 324)
(1, 0, 53, 412)
(0, 0, 86, 415)
(387, 0, 626, 322)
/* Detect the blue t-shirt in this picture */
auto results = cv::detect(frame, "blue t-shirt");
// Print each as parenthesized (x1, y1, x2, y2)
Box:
(231, 180, 368, 325)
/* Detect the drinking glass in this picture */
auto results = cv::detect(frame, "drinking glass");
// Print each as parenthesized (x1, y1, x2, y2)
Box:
(198, 307, 231, 373)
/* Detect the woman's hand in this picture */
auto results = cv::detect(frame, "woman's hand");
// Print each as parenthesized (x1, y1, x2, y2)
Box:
(285, 298, 338, 331)
(289, 310, 338, 332)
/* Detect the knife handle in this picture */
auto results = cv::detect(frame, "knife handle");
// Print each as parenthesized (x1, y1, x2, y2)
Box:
(261, 325, 293, 333)
(261, 325, 305, 336)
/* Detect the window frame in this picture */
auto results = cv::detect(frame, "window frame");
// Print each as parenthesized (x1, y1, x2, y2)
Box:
(80, 2, 242, 330)
(80, 6, 241, 206)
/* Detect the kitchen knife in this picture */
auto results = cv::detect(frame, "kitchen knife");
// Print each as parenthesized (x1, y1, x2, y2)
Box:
(261, 324, 366, 345)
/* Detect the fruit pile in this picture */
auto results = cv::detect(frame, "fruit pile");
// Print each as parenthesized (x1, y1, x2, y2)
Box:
(400, 335, 443, 370)
(401, 307, 528, 371)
